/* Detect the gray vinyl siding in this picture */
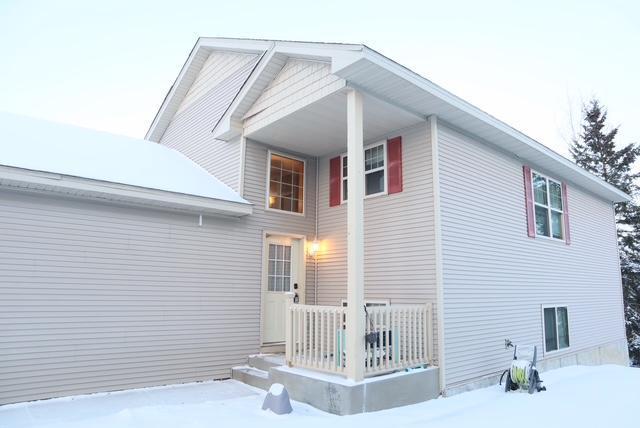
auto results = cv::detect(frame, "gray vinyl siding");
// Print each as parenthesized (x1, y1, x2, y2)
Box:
(158, 52, 260, 192)
(243, 140, 318, 303)
(0, 189, 261, 405)
(0, 138, 317, 405)
(437, 124, 626, 388)
(315, 122, 439, 357)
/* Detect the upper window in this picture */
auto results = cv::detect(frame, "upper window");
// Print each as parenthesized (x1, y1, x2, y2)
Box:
(341, 142, 387, 202)
(543, 305, 570, 352)
(268, 153, 304, 214)
(532, 172, 564, 240)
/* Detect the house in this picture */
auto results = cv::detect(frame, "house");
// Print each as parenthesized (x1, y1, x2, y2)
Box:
(0, 37, 630, 414)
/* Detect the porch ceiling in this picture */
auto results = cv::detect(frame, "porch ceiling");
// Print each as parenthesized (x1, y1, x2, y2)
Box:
(244, 90, 423, 157)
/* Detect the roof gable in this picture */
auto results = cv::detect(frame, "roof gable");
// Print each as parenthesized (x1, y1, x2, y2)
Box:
(146, 37, 630, 203)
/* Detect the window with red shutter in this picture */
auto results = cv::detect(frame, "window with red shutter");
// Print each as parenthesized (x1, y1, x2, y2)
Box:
(387, 137, 403, 194)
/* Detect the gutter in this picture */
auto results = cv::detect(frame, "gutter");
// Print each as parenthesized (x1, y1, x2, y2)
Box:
(0, 166, 253, 218)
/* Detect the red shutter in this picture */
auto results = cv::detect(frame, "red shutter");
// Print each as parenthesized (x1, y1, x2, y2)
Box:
(387, 136, 403, 194)
(562, 182, 571, 245)
(329, 156, 341, 207)
(523, 165, 536, 238)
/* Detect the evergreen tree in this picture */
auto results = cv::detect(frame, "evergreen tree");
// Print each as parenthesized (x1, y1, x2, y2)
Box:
(570, 98, 640, 365)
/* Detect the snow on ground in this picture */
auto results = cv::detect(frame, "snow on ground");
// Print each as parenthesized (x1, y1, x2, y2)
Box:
(1, 365, 638, 428)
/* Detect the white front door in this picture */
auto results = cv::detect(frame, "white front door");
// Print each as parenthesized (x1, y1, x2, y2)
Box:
(262, 235, 304, 344)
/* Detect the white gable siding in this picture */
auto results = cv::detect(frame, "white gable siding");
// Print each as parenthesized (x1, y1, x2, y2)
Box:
(176, 52, 258, 115)
(243, 59, 345, 135)
(437, 124, 626, 388)
(314, 123, 440, 359)
(158, 52, 260, 192)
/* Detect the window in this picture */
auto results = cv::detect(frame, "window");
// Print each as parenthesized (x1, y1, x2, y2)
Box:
(543, 306, 570, 352)
(341, 141, 387, 201)
(341, 155, 348, 202)
(532, 172, 563, 239)
(268, 153, 304, 214)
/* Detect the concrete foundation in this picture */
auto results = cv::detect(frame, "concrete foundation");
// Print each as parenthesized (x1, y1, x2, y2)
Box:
(270, 366, 440, 415)
(445, 338, 629, 396)
(232, 354, 440, 415)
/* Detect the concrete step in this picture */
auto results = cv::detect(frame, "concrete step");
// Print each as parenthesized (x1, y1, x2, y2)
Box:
(231, 366, 272, 391)
(247, 354, 285, 372)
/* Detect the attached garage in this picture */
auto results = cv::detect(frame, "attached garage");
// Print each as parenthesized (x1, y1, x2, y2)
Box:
(0, 113, 260, 405)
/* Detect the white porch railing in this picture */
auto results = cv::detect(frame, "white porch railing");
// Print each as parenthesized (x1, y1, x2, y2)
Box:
(285, 302, 434, 377)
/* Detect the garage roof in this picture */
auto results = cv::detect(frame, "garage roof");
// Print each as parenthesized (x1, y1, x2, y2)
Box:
(0, 112, 251, 216)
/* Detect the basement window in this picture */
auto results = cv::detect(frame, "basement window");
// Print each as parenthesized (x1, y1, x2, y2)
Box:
(543, 305, 570, 353)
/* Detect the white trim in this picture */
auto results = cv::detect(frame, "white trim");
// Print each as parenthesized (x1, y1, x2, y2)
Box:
(237, 134, 247, 197)
(0, 165, 252, 217)
(541, 304, 571, 356)
(345, 88, 365, 382)
(265, 150, 306, 216)
(430, 115, 446, 394)
(530, 169, 565, 241)
(340, 140, 388, 203)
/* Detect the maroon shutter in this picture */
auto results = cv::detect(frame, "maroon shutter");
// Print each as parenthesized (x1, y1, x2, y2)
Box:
(562, 182, 571, 245)
(387, 136, 403, 194)
(523, 165, 536, 238)
(329, 156, 341, 207)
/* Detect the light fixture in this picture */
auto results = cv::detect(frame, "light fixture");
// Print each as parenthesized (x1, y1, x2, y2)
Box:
(308, 240, 320, 258)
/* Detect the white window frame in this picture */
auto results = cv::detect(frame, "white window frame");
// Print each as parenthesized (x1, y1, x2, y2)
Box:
(340, 140, 388, 203)
(265, 150, 306, 217)
(541, 304, 571, 355)
(531, 170, 564, 241)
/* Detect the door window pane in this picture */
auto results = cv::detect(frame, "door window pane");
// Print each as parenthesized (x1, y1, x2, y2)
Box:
(269, 154, 304, 213)
(544, 307, 558, 351)
(267, 243, 293, 293)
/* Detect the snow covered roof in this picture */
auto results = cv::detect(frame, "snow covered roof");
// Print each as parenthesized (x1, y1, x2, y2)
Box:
(0, 112, 251, 216)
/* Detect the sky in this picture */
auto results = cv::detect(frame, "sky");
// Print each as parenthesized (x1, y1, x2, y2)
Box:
(1, 0, 638, 157)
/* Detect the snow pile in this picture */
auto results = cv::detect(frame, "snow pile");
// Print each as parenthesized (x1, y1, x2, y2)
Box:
(1, 365, 638, 427)
(0, 112, 248, 204)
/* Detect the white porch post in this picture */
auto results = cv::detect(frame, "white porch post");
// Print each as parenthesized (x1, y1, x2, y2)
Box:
(345, 89, 365, 381)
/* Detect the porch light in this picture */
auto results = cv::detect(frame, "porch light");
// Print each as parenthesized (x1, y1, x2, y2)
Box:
(308, 240, 321, 258)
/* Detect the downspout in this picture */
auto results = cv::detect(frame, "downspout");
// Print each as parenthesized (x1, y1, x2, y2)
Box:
(430, 115, 447, 395)
(314, 156, 319, 305)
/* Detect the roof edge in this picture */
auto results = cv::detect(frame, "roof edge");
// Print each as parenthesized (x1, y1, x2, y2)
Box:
(357, 46, 631, 203)
(0, 165, 253, 217)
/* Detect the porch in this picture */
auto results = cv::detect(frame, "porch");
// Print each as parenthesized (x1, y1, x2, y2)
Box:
(246, 84, 439, 382)
(285, 300, 435, 377)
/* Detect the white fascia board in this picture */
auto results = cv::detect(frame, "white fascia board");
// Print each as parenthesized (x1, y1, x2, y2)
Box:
(355, 46, 631, 203)
(0, 166, 252, 217)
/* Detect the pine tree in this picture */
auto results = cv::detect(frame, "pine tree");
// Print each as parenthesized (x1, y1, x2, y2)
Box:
(570, 98, 640, 365)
